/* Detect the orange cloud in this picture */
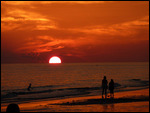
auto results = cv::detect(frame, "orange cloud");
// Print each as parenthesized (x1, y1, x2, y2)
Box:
(1, 8, 57, 32)
(2, 1, 111, 5)
(1, 1, 149, 63)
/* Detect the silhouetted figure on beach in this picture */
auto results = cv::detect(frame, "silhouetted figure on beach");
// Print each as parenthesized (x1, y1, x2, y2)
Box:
(6, 103, 20, 112)
(102, 76, 108, 99)
(109, 79, 114, 98)
(27, 83, 32, 91)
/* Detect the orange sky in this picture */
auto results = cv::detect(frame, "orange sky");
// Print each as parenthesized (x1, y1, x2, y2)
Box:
(1, 1, 149, 63)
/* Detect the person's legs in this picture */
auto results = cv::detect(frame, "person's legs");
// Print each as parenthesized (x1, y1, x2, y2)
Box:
(110, 90, 112, 98)
(112, 90, 114, 98)
(105, 88, 107, 99)
(110, 92, 112, 98)
(102, 88, 104, 99)
(110, 90, 114, 99)
(109, 90, 111, 98)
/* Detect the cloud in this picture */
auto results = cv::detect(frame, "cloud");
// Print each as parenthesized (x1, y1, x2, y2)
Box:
(1, 8, 57, 32)
(15, 36, 67, 54)
(1, 1, 149, 63)
(64, 15, 149, 38)
(2, 1, 110, 5)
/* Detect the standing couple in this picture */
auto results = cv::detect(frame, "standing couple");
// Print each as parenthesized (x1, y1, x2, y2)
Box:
(102, 76, 114, 99)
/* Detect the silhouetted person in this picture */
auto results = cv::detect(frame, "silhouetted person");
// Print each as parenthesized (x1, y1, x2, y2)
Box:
(109, 79, 114, 99)
(102, 76, 108, 99)
(6, 103, 20, 112)
(27, 83, 32, 91)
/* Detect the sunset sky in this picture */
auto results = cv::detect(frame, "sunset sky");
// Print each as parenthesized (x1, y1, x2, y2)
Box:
(1, 1, 149, 63)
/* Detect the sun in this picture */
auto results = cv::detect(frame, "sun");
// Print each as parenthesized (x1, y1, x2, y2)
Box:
(49, 56, 61, 64)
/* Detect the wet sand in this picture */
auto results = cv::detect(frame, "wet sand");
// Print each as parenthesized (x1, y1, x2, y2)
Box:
(1, 88, 149, 112)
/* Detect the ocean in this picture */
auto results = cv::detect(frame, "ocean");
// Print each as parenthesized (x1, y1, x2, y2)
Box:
(1, 62, 149, 104)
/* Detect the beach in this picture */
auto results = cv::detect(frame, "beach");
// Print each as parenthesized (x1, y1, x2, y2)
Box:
(1, 63, 149, 112)
(1, 88, 149, 112)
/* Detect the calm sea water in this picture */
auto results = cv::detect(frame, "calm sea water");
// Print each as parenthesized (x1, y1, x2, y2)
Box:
(1, 62, 149, 104)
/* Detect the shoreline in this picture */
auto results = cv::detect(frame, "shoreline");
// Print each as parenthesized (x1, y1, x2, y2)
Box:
(1, 88, 149, 112)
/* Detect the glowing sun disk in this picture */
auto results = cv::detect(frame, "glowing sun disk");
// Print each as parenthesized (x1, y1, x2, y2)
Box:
(49, 56, 61, 63)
